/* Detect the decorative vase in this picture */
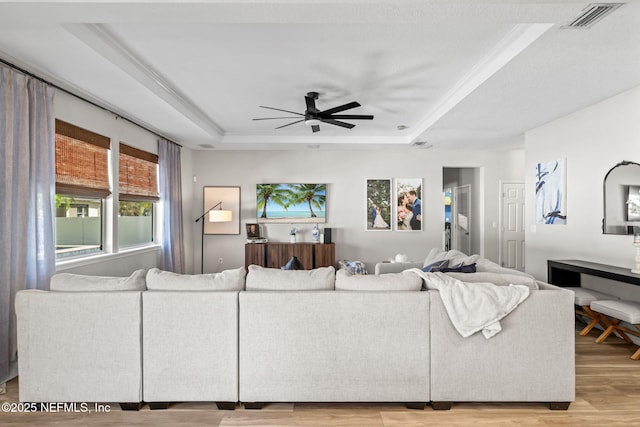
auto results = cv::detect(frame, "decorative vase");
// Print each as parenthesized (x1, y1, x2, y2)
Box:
(290, 235, 296, 243)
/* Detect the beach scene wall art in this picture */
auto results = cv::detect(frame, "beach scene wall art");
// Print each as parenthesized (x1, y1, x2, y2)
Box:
(256, 183, 326, 223)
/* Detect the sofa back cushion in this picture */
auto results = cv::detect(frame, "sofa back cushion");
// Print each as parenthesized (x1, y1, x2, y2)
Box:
(245, 265, 335, 291)
(474, 257, 535, 278)
(445, 271, 539, 290)
(146, 267, 245, 291)
(335, 269, 422, 291)
(50, 269, 147, 291)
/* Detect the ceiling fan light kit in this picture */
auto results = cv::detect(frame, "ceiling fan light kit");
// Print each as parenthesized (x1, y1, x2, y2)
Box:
(253, 91, 374, 133)
(304, 118, 321, 127)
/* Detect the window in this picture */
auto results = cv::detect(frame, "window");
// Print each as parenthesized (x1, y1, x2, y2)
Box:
(118, 143, 159, 248)
(55, 119, 110, 259)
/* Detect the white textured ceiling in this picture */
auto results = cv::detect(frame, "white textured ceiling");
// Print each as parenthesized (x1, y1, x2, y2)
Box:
(1, 1, 639, 151)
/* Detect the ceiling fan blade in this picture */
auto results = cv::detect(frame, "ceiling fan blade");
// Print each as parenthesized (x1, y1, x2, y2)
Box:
(259, 106, 304, 116)
(311, 125, 320, 133)
(326, 114, 374, 120)
(320, 118, 356, 129)
(305, 94, 318, 114)
(275, 119, 305, 129)
(253, 117, 301, 121)
(320, 101, 361, 115)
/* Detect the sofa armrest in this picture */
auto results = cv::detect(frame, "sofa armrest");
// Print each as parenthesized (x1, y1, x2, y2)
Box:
(15, 290, 143, 403)
(374, 261, 423, 275)
(430, 288, 575, 403)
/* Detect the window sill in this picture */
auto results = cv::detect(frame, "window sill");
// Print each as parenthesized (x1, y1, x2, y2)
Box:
(55, 244, 161, 272)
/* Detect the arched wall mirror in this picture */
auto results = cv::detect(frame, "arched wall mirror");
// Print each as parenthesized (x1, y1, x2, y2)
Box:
(603, 160, 640, 235)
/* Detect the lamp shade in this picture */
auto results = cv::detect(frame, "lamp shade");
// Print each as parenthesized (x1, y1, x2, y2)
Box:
(209, 209, 233, 222)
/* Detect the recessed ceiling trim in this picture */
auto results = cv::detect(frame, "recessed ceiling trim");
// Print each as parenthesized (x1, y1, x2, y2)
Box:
(64, 23, 224, 139)
(407, 23, 552, 143)
(222, 134, 407, 146)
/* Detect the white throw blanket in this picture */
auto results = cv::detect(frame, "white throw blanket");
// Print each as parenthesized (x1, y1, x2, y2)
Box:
(407, 269, 530, 339)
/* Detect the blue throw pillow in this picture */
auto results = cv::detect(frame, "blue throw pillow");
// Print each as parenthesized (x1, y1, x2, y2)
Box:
(338, 260, 368, 275)
(281, 256, 304, 270)
(422, 259, 449, 272)
(437, 262, 477, 273)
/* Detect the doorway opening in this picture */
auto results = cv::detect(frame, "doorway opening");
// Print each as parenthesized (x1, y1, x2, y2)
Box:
(443, 167, 479, 255)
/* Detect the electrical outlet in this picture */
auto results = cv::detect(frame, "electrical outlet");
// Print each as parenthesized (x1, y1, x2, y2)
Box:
(218, 257, 223, 264)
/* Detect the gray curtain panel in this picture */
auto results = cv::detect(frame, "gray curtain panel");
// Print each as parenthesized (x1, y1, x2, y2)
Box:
(158, 138, 185, 273)
(0, 65, 56, 383)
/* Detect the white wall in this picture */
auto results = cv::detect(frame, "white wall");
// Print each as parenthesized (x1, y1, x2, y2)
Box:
(190, 148, 525, 274)
(525, 85, 640, 280)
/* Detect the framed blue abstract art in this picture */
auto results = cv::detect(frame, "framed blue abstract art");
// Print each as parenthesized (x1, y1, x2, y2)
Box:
(535, 159, 567, 224)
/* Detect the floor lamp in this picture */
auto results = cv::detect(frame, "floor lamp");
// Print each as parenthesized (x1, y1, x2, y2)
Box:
(195, 201, 232, 273)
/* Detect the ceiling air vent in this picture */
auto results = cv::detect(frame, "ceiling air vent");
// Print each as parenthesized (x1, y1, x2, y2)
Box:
(411, 141, 433, 149)
(199, 144, 215, 149)
(562, 3, 624, 29)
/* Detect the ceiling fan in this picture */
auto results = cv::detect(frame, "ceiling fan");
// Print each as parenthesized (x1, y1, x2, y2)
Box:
(253, 91, 374, 133)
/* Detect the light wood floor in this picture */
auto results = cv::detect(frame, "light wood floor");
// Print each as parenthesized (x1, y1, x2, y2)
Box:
(2, 329, 639, 426)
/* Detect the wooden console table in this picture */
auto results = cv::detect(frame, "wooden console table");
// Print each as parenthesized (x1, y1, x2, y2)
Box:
(245, 242, 335, 270)
(547, 259, 640, 287)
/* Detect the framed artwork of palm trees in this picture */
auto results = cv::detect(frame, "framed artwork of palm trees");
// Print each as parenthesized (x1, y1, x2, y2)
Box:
(256, 183, 327, 223)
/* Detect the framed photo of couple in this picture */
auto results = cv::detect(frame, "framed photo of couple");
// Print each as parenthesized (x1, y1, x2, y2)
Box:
(366, 178, 422, 231)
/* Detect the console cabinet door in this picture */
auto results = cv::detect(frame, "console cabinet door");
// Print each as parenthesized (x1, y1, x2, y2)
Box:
(245, 243, 335, 270)
(266, 243, 314, 269)
(245, 244, 266, 270)
(314, 243, 335, 268)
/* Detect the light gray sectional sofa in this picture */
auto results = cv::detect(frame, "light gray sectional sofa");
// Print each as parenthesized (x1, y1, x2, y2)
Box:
(15, 249, 575, 411)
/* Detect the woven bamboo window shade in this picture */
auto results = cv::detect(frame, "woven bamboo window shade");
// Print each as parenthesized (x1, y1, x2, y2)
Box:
(119, 143, 159, 201)
(55, 119, 111, 198)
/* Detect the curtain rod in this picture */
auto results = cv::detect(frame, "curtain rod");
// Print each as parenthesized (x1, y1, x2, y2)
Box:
(0, 57, 182, 148)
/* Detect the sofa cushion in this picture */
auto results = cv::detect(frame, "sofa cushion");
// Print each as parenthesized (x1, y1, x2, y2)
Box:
(335, 269, 422, 291)
(444, 271, 539, 290)
(474, 257, 535, 278)
(50, 269, 146, 291)
(245, 265, 335, 291)
(145, 267, 245, 291)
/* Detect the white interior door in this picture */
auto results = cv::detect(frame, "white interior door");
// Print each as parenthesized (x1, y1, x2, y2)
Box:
(500, 182, 525, 271)
(452, 185, 471, 254)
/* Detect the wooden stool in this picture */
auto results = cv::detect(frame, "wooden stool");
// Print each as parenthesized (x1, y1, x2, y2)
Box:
(590, 299, 640, 360)
(567, 287, 618, 336)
